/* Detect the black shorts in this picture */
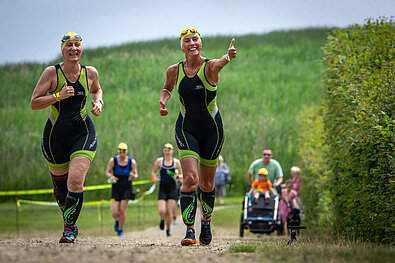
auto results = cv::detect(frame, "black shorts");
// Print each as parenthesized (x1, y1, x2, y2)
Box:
(111, 179, 134, 201)
(175, 111, 224, 167)
(42, 115, 97, 170)
(158, 180, 178, 201)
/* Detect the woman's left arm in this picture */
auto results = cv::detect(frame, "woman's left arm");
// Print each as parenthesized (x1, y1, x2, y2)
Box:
(205, 38, 236, 86)
(87, 66, 103, 116)
(130, 159, 138, 180)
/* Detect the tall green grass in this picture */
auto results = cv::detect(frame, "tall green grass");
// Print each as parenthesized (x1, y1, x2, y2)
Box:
(0, 28, 330, 200)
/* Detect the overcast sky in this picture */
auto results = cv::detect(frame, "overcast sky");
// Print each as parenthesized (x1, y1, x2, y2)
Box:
(0, 0, 393, 65)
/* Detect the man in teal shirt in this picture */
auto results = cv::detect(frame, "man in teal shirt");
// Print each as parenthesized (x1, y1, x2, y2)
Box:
(248, 148, 283, 187)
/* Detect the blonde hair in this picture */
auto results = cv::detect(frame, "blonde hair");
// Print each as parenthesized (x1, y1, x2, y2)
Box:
(291, 166, 300, 174)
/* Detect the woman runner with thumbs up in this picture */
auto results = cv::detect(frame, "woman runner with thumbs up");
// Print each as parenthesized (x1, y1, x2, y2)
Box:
(158, 27, 236, 246)
(30, 32, 103, 244)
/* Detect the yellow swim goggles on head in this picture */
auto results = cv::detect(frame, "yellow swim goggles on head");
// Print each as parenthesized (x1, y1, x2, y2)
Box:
(60, 32, 82, 52)
(180, 27, 201, 48)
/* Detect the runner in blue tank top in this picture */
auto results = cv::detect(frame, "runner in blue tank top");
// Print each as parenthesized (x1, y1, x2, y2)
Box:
(31, 32, 103, 244)
(105, 142, 138, 237)
(151, 143, 183, 237)
(158, 27, 236, 246)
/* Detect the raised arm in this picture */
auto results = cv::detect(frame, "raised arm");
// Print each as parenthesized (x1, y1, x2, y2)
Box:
(87, 66, 103, 117)
(205, 38, 236, 86)
(159, 64, 178, 116)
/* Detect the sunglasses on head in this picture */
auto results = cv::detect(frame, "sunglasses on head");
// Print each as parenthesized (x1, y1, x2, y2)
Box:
(180, 28, 200, 38)
(62, 34, 82, 42)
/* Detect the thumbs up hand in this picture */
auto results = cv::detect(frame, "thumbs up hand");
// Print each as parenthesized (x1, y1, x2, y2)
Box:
(227, 38, 236, 61)
(91, 99, 103, 116)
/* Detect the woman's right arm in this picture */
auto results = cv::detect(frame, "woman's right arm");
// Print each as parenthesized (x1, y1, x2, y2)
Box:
(159, 64, 178, 116)
(150, 158, 161, 182)
(31, 66, 74, 110)
(105, 158, 117, 183)
(30, 67, 57, 110)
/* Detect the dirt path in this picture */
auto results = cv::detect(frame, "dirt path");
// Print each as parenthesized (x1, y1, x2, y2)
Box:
(0, 210, 267, 263)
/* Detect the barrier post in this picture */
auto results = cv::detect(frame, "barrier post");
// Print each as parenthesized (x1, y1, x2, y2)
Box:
(137, 199, 141, 225)
(99, 195, 103, 235)
(15, 197, 19, 237)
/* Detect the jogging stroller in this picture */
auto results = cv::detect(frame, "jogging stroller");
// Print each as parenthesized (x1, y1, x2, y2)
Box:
(239, 192, 283, 237)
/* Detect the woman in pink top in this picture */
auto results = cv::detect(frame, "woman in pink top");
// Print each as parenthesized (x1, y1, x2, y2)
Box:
(279, 179, 302, 232)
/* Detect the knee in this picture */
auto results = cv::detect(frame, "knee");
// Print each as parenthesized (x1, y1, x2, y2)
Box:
(199, 179, 214, 192)
(67, 177, 83, 192)
(182, 171, 199, 191)
(166, 204, 174, 214)
(111, 210, 120, 218)
(158, 208, 166, 217)
(119, 208, 127, 216)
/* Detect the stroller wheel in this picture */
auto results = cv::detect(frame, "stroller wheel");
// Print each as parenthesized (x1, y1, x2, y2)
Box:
(277, 217, 284, 235)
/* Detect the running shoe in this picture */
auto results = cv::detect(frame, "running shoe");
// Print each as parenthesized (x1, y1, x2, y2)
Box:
(199, 220, 212, 246)
(59, 226, 75, 243)
(114, 220, 119, 233)
(117, 230, 124, 237)
(181, 228, 196, 246)
(166, 229, 171, 237)
(159, 219, 165, 230)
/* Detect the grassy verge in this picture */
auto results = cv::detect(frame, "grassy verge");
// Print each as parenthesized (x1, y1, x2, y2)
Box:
(215, 205, 395, 263)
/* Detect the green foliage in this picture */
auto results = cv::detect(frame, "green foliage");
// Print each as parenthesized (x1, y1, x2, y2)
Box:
(322, 17, 394, 244)
(297, 106, 332, 232)
(0, 28, 329, 200)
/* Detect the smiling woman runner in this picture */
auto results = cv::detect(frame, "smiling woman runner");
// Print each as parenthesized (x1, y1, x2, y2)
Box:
(105, 142, 138, 237)
(30, 32, 103, 243)
(158, 27, 236, 246)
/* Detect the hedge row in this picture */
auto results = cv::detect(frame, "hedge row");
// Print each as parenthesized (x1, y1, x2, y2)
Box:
(297, 106, 332, 233)
(322, 18, 394, 244)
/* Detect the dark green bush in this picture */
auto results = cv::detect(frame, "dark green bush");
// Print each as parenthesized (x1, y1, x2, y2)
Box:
(322, 17, 394, 244)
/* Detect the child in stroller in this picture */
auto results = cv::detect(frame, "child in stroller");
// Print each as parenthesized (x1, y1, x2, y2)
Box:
(279, 179, 303, 233)
(240, 169, 282, 237)
(247, 168, 277, 204)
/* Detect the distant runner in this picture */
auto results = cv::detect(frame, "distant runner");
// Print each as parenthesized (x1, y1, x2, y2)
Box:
(151, 143, 183, 237)
(105, 142, 138, 237)
(158, 27, 236, 246)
